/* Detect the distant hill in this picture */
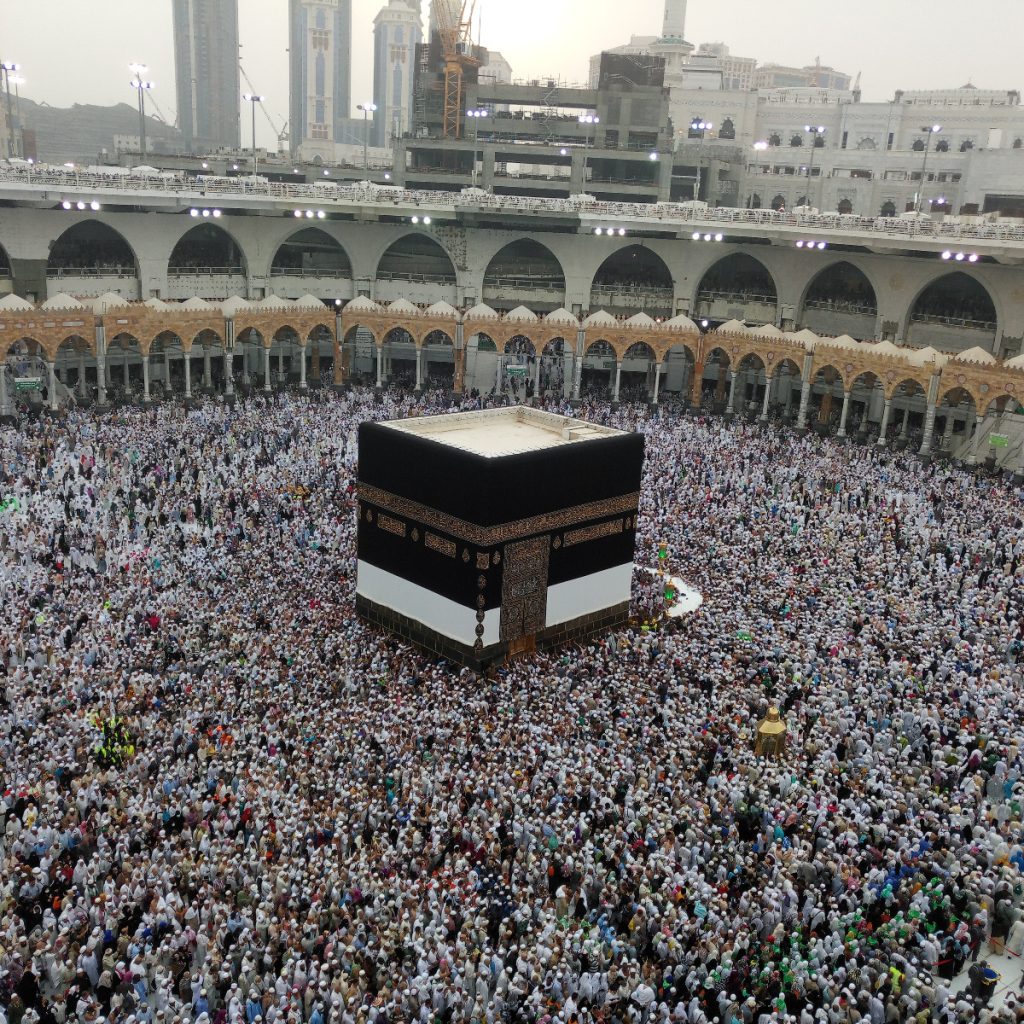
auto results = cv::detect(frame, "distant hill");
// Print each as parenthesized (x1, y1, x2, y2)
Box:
(17, 97, 183, 165)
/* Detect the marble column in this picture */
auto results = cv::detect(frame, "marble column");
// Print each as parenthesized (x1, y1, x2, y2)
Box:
(47, 360, 58, 411)
(0, 361, 10, 418)
(142, 354, 151, 402)
(612, 360, 622, 403)
(796, 377, 812, 429)
(299, 345, 308, 389)
(760, 376, 773, 421)
(837, 389, 851, 437)
(652, 361, 662, 404)
(898, 405, 910, 440)
(877, 398, 893, 446)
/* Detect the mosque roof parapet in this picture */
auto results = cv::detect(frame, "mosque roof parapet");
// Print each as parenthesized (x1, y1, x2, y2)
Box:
(544, 308, 579, 327)
(345, 296, 383, 313)
(41, 293, 87, 311)
(464, 303, 500, 320)
(220, 296, 251, 316)
(952, 346, 998, 366)
(424, 301, 459, 318)
(505, 305, 540, 323)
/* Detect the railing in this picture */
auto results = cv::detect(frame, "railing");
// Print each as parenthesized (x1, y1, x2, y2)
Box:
(804, 299, 878, 315)
(47, 266, 136, 278)
(270, 267, 351, 278)
(168, 266, 245, 277)
(376, 270, 458, 285)
(909, 312, 997, 331)
(483, 275, 565, 291)
(6, 163, 1024, 245)
(697, 290, 777, 305)
(590, 285, 674, 305)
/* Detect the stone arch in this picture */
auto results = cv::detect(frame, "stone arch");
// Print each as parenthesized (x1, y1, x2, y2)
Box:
(771, 194, 786, 211)
(939, 383, 981, 410)
(47, 221, 138, 275)
(837, 198, 854, 214)
(51, 334, 93, 400)
(736, 351, 766, 373)
(483, 240, 566, 310)
(504, 334, 537, 356)
(934, 385, 979, 453)
(698, 345, 733, 406)
(169, 223, 247, 274)
(190, 327, 223, 350)
(380, 326, 418, 388)
(105, 332, 143, 396)
(375, 233, 458, 283)
(884, 374, 930, 401)
(810, 361, 845, 385)
(421, 329, 455, 389)
(905, 271, 998, 346)
(799, 260, 879, 339)
(271, 228, 352, 278)
(580, 339, 617, 398)
(0, 241, 11, 276)
(984, 392, 1020, 416)
(696, 253, 778, 323)
(591, 245, 674, 317)
(880, 201, 897, 218)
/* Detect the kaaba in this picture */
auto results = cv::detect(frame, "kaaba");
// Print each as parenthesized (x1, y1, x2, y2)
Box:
(356, 406, 644, 668)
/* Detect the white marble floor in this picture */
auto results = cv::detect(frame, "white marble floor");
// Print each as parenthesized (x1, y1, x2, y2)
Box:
(636, 566, 704, 617)
(949, 944, 1024, 1008)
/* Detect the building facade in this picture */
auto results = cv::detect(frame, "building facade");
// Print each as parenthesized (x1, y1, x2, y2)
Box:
(289, 0, 353, 161)
(371, 0, 423, 148)
(172, 0, 241, 153)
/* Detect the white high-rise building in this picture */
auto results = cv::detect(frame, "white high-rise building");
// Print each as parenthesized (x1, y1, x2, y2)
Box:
(289, 0, 353, 160)
(662, 0, 687, 41)
(372, 0, 423, 148)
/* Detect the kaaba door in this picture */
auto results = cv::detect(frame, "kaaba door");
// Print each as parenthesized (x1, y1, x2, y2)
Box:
(500, 536, 550, 646)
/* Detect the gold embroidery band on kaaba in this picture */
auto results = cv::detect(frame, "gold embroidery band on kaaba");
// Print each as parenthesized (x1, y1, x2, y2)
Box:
(563, 518, 624, 547)
(357, 483, 640, 546)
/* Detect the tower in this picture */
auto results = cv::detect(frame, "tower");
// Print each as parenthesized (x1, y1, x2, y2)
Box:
(661, 0, 687, 40)
(288, 0, 353, 159)
(372, 0, 424, 148)
(172, 0, 241, 152)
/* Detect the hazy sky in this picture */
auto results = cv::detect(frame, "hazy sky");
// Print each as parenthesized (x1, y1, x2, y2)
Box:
(2, 0, 1022, 149)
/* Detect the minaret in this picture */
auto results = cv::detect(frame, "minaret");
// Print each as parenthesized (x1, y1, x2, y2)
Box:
(662, 0, 687, 40)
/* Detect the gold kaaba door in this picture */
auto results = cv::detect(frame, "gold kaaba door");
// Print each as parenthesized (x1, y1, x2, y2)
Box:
(500, 536, 550, 644)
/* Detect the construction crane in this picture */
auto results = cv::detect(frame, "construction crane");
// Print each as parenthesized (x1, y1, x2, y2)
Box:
(432, 0, 480, 139)
(238, 61, 288, 149)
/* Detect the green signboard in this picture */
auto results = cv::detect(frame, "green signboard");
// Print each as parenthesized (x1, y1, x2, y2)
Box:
(14, 377, 42, 392)
(506, 365, 528, 378)
(990, 433, 1010, 448)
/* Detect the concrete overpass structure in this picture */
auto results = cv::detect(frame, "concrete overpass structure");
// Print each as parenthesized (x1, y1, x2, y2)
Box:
(0, 166, 1022, 359)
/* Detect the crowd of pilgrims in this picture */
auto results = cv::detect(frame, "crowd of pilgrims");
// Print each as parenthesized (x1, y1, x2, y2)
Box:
(3, 388, 1024, 1024)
